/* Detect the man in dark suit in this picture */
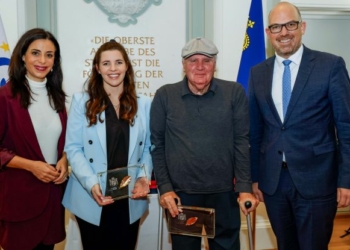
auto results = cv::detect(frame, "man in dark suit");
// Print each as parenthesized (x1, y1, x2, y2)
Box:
(249, 2, 350, 249)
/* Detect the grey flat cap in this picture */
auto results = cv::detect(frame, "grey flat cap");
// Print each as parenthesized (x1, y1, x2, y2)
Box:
(181, 37, 219, 59)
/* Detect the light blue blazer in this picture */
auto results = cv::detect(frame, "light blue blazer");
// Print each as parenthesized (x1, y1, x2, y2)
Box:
(62, 92, 153, 226)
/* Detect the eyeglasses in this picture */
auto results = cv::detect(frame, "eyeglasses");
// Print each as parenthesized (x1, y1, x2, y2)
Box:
(268, 20, 302, 34)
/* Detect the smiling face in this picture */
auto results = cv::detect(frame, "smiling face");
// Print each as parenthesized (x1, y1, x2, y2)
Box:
(266, 2, 306, 59)
(183, 54, 216, 95)
(96, 49, 128, 92)
(22, 39, 55, 82)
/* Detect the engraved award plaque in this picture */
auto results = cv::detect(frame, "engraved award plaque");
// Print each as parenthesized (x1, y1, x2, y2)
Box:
(167, 206, 215, 238)
(97, 164, 148, 200)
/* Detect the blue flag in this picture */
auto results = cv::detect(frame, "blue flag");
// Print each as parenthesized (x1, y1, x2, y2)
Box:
(237, 0, 265, 93)
(0, 15, 10, 87)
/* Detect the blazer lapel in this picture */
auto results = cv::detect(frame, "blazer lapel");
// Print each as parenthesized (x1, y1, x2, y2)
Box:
(95, 111, 140, 163)
(128, 115, 139, 163)
(57, 110, 67, 160)
(10, 97, 45, 161)
(264, 57, 283, 125)
(95, 111, 107, 158)
(284, 46, 314, 123)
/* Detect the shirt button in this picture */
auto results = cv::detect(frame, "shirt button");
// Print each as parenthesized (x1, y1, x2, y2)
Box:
(88, 140, 93, 144)
(89, 158, 93, 163)
(139, 141, 143, 146)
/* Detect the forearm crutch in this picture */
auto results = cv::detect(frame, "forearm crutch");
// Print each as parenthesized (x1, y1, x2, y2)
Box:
(245, 201, 254, 250)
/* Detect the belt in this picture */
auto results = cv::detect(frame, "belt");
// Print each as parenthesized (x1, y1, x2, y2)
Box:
(282, 162, 288, 169)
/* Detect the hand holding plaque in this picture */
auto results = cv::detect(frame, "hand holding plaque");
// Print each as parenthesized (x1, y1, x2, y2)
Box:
(131, 176, 149, 199)
(97, 164, 148, 200)
(91, 183, 114, 206)
(167, 205, 215, 238)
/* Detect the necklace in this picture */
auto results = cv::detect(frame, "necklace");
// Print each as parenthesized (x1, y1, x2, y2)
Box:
(107, 93, 120, 110)
(112, 103, 120, 118)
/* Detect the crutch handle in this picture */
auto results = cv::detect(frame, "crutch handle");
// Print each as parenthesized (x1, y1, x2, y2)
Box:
(245, 201, 254, 250)
(245, 201, 252, 209)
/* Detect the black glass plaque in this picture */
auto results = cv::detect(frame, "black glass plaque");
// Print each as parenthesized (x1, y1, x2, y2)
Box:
(97, 164, 148, 200)
(167, 206, 215, 238)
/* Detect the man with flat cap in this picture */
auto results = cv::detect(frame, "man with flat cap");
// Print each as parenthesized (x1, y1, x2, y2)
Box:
(150, 37, 258, 250)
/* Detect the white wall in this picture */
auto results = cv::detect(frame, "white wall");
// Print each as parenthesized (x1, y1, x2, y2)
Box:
(56, 0, 186, 107)
(288, 0, 350, 10)
(299, 6, 350, 75)
(212, 0, 251, 80)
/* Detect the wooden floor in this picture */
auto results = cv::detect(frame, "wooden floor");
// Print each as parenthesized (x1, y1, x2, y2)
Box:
(329, 213, 350, 250)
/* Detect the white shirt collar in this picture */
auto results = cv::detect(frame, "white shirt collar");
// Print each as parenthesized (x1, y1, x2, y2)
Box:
(275, 44, 304, 66)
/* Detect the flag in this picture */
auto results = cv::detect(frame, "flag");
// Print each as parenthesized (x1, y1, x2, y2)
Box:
(0, 15, 10, 87)
(237, 0, 265, 93)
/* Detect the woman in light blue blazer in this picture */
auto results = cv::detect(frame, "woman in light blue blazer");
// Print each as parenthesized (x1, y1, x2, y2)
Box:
(62, 40, 152, 250)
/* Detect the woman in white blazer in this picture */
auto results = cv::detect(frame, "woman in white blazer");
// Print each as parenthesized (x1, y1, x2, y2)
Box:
(62, 40, 152, 250)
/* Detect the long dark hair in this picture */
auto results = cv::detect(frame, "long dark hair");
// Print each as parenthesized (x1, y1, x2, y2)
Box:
(85, 40, 137, 126)
(8, 28, 66, 112)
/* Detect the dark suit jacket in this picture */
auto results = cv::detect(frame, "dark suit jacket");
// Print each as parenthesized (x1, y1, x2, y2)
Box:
(249, 46, 350, 199)
(0, 83, 67, 243)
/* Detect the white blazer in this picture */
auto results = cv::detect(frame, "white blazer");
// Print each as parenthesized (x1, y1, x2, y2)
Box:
(62, 92, 153, 226)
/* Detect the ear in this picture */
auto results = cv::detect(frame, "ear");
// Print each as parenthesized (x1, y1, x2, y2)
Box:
(95, 64, 100, 74)
(182, 60, 186, 72)
(22, 56, 25, 62)
(301, 21, 306, 35)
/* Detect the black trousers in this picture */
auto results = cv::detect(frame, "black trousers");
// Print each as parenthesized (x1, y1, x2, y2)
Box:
(32, 243, 54, 250)
(76, 199, 140, 250)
